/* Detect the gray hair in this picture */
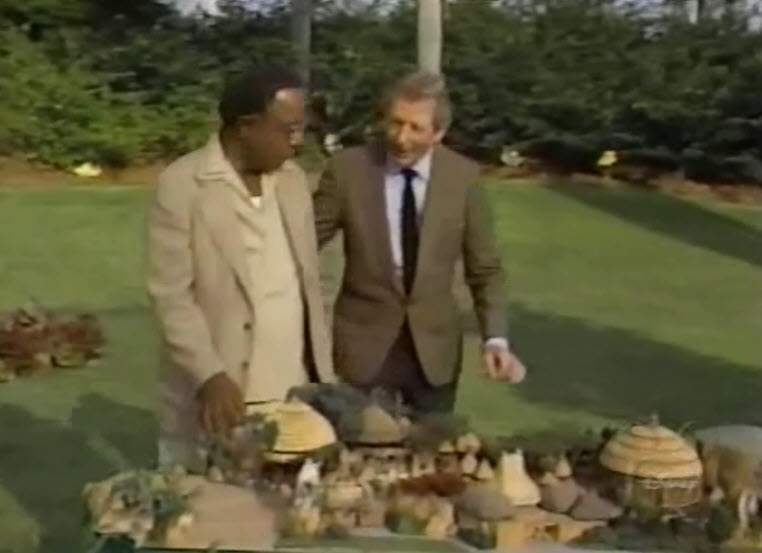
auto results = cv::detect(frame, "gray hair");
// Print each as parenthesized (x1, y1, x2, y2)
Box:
(381, 71, 452, 131)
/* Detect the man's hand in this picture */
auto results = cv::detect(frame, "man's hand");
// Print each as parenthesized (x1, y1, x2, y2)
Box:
(196, 372, 244, 437)
(482, 342, 527, 383)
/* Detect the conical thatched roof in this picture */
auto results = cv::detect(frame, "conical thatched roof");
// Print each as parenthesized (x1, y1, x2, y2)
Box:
(599, 420, 702, 479)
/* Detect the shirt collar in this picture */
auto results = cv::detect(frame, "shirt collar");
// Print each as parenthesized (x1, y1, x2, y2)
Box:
(387, 148, 433, 182)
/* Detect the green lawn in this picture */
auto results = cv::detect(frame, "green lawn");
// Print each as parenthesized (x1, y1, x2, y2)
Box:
(0, 181, 760, 553)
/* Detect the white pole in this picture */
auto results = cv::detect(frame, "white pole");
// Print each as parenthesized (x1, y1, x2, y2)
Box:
(417, 0, 442, 74)
(291, 0, 312, 86)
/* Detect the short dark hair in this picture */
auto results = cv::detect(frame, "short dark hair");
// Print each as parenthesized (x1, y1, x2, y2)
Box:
(218, 65, 303, 126)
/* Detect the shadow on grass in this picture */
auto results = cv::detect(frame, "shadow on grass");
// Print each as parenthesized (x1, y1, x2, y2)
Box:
(504, 304, 762, 428)
(70, 393, 156, 470)
(548, 180, 762, 267)
(0, 395, 154, 553)
(460, 304, 762, 428)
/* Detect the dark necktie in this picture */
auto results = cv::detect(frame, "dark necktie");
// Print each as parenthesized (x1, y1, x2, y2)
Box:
(401, 168, 419, 295)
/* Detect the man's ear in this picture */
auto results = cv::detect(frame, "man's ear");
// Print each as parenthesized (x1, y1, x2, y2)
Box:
(238, 113, 263, 126)
(237, 113, 265, 134)
(433, 128, 446, 144)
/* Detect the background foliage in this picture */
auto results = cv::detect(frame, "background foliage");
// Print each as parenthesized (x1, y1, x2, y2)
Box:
(1, 0, 761, 183)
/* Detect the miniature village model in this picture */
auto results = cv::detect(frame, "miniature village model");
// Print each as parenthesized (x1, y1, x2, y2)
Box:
(82, 385, 762, 552)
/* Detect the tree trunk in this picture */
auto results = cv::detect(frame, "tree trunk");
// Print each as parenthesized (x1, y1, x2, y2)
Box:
(291, 0, 312, 86)
(417, 0, 442, 74)
(723, 0, 741, 20)
(696, 0, 707, 21)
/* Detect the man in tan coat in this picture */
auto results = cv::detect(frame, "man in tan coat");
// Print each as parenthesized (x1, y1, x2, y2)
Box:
(147, 66, 335, 466)
(313, 72, 526, 414)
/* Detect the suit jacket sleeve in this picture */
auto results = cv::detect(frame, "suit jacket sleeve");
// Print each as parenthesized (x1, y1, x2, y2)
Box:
(312, 157, 343, 248)
(146, 174, 226, 390)
(462, 173, 509, 341)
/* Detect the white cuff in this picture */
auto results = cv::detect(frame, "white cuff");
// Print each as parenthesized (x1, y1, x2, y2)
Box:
(484, 337, 509, 350)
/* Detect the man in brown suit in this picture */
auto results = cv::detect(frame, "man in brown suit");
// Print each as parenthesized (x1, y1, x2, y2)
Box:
(147, 66, 335, 466)
(313, 72, 526, 413)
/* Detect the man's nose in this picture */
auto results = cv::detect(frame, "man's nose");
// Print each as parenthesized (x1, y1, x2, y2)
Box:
(393, 125, 412, 147)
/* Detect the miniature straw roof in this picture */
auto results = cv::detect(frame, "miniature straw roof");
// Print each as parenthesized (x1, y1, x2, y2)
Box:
(475, 459, 495, 481)
(355, 404, 404, 445)
(599, 421, 702, 479)
(265, 398, 336, 461)
(244, 401, 282, 418)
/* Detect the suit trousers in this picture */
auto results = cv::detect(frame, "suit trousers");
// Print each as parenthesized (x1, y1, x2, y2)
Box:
(361, 321, 456, 414)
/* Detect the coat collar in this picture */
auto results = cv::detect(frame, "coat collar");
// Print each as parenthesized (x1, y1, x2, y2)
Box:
(194, 131, 246, 190)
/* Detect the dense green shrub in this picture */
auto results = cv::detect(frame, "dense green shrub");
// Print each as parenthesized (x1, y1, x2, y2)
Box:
(619, 148, 681, 173)
(0, 0, 761, 186)
(683, 149, 762, 184)
(519, 136, 600, 174)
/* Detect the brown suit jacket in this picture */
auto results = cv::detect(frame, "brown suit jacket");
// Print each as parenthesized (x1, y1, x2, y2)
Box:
(147, 134, 335, 445)
(313, 142, 507, 387)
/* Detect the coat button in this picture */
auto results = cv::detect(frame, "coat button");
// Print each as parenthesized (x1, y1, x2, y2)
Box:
(241, 361, 249, 370)
(243, 322, 252, 331)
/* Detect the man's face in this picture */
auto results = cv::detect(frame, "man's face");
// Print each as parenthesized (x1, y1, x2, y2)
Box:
(238, 88, 305, 174)
(384, 97, 445, 167)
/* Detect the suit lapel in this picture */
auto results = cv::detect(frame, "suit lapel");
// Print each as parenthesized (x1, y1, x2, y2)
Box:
(196, 180, 256, 309)
(363, 145, 404, 296)
(273, 172, 305, 278)
(413, 146, 450, 296)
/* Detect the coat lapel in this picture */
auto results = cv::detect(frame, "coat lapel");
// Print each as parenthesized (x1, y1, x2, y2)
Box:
(363, 144, 403, 296)
(193, 134, 256, 309)
(273, 170, 305, 278)
(196, 181, 256, 309)
(413, 146, 451, 296)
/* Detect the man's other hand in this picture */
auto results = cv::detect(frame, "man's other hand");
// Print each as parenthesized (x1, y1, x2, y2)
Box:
(482, 343, 527, 383)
